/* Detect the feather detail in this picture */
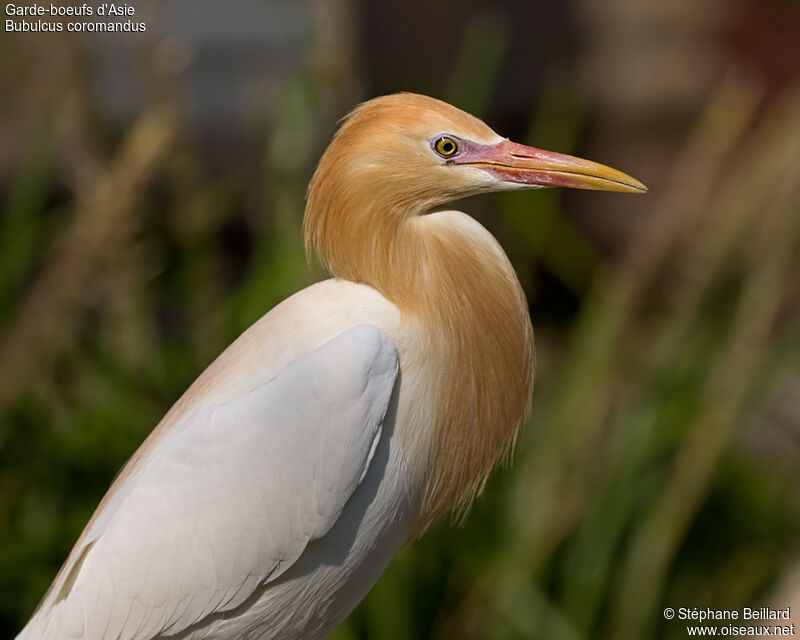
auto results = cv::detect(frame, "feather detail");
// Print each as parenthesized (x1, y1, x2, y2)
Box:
(304, 94, 534, 532)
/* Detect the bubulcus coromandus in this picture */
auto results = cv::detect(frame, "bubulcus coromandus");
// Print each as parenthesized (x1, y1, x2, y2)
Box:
(17, 93, 645, 640)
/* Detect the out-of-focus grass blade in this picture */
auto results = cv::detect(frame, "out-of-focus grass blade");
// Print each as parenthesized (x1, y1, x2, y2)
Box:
(445, 12, 510, 119)
(0, 123, 54, 325)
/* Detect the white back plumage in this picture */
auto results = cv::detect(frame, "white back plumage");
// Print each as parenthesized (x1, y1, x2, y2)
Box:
(18, 322, 399, 640)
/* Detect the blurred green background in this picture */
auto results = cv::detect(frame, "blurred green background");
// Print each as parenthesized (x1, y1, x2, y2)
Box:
(2, 0, 800, 638)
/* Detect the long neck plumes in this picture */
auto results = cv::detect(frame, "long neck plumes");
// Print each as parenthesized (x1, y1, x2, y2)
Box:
(304, 115, 534, 530)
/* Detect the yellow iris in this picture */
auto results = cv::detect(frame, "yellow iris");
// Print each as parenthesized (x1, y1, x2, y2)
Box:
(434, 136, 458, 157)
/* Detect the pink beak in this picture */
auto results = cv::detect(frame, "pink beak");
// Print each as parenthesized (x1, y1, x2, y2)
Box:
(454, 140, 647, 194)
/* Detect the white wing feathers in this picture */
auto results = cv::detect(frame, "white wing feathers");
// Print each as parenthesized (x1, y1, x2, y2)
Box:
(27, 325, 399, 640)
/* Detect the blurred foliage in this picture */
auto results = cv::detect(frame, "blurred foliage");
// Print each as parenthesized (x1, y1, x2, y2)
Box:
(2, 11, 800, 640)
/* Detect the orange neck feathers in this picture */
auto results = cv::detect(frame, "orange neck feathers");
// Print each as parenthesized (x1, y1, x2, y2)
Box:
(304, 95, 534, 530)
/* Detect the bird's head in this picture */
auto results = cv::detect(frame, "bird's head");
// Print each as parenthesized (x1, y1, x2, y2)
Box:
(305, 93, 645, 283)
(307, 92, 645, 211)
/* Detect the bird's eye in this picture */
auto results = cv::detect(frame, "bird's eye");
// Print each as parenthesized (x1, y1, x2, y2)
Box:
(433, 136, 459, 158)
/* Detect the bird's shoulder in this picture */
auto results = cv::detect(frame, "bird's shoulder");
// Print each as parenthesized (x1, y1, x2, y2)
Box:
(131, 279, 404, 470)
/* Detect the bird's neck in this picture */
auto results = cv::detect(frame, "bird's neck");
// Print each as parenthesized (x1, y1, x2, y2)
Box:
(306, 200, 534, 531)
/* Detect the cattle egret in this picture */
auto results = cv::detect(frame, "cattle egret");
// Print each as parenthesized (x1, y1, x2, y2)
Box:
(17, 93, 645, 640)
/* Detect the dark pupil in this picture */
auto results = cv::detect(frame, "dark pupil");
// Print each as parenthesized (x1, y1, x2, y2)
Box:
(441, 140, 454, 153)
